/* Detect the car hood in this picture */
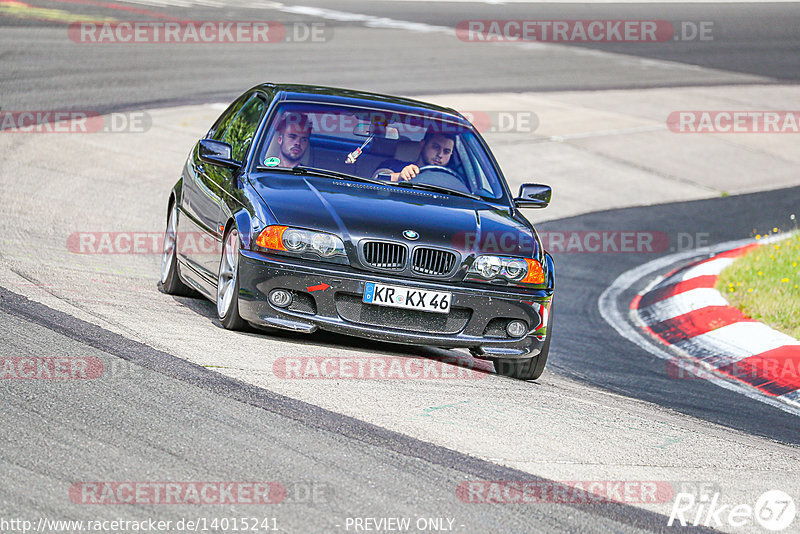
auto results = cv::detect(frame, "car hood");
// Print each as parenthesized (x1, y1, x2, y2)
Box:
(249, 173, 540, 259)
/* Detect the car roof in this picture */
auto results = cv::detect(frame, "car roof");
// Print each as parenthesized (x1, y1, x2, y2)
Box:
(250, 83, 469, 125)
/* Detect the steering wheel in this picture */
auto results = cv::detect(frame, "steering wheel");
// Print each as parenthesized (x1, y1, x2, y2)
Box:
(416, 165, 462, 180)
(408, 164, 470, 194)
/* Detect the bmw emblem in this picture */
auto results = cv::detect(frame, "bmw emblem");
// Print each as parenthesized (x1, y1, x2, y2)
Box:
(402, 230, 419, 241)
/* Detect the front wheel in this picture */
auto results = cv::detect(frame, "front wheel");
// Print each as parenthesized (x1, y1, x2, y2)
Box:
(217, 227, 247, 330)
(492, 304, 553, 381)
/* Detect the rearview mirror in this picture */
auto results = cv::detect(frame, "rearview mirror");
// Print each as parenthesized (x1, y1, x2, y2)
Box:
(353, 122, 399, 140)
(514, 183, 551, 209)
(198, 139, 241, 169)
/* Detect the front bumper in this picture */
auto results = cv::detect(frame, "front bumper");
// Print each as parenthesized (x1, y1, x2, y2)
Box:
(236, 250, 553, 358)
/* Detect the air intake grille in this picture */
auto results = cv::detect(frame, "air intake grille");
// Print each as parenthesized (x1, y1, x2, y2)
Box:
(336, 293, 471, 334)
(412, 248, 457, 276)
(363, 241, 407, 270)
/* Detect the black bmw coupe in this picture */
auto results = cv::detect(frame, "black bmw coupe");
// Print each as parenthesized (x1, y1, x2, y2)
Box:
(161, 83, 555, 380)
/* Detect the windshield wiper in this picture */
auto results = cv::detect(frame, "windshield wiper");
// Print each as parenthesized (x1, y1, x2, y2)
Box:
(255, 165, 386, 186)
(394, 181, 482, 201)
(297, 166, 387, 185)
(254, 166, 483, 200)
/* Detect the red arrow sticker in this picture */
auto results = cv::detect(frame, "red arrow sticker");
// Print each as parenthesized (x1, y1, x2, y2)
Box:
(307, 283, 330, 292)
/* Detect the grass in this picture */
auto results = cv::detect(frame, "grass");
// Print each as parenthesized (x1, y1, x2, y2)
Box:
(717, 231, 800, 339)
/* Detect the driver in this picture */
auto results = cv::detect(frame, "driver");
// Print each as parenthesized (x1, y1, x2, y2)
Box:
(373, 127, 455, 182)
(272, 112, 311, 168)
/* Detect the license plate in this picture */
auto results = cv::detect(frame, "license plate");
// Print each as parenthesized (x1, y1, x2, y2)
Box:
(363, 282, 451, 314)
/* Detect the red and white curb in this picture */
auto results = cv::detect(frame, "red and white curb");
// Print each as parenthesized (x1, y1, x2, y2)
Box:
(599, 234, 800, 416)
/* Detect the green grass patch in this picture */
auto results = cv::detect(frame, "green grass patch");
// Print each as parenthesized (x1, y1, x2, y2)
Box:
(717, 232, 800, 339)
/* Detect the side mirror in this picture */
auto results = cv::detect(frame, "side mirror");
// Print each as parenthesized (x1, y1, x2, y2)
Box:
(514, 183, 551, 209)
(198, 139, 241, 169)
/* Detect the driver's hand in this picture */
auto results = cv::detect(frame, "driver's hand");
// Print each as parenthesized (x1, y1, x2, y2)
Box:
(392, 164, 420, 182)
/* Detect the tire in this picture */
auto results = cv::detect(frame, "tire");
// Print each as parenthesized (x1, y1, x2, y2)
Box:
(160, 201, 194, 296)
(216, 226, 247, 330)
(492, 303, 554, 381)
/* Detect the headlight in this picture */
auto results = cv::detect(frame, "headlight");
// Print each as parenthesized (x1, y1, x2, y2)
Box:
(283, 228, 306, 252)
(474, 255, 502, 278)
(311, 233, 339, 257)
(254, 225, 348, 263)
(503, 258, 528, 280)
(467, 255, 544, 285)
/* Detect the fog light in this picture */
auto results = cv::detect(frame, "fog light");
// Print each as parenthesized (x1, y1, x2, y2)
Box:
(506, 320, 527, 338)
(269, 289, 293, 308)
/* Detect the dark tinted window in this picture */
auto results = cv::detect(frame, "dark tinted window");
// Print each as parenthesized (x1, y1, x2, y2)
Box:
(210, 96, 248, 141)
(220, 95, 267, 161)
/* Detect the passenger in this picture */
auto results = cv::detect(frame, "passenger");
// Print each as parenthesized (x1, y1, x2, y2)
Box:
(273, 112, 311, 168)
(373, 127, 456, 182)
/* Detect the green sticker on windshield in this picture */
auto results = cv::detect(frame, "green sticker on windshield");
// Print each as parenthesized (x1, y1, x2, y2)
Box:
(263, 157, 280, 167)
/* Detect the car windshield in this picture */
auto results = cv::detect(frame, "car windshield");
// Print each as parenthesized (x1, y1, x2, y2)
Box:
(253, 102, 508, 200)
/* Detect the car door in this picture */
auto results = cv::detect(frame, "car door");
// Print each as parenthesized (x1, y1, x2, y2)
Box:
(215, 92, 270, 230)
(201, 93, 268, 278)
(179, 95, 249, 282)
